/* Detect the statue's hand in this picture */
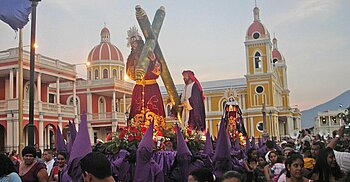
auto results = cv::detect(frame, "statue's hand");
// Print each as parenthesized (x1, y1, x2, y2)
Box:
(148, 51, 156, 61)
(135, 69, 145, 80)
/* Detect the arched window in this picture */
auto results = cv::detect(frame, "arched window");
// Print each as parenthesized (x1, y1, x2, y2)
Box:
(88, 70, 91, 80)
(120, 69, 123, 80)
(99, 97, 106, 119)
(94, 69, 99, 80)
(113, 69, 117, 78)
(254, 52, 262, 69)
(67, 96, 80, 115)
(103, 69, 108, 78)
(24, 82, 37, 101)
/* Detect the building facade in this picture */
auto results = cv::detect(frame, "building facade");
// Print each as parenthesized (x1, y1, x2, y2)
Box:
(0, 5, 301, 152)
(314, 109, 345, 137)
(0, 27, 133, 152)
(162, 6, 301, 138)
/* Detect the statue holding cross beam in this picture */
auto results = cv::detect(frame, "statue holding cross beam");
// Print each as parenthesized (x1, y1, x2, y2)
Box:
(127, 5, 181, 134)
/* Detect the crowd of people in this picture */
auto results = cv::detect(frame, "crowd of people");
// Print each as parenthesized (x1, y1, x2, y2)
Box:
(1, 124, 350, 182)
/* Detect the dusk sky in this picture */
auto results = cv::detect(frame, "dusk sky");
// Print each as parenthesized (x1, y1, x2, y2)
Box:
(0, 0, 349, 111)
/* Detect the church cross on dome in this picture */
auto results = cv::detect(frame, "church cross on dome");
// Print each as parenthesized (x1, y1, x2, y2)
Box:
(273, 33, 278, 50)
(253, 0, 260, 22)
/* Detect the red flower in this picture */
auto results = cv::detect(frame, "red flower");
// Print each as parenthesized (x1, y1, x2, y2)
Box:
(173, 127, 177, 132)
(157, 131, 163, 137)
(127, 135, 134, 141)
(141, 127, 147, 134)
(130, 126, 137, 133)
(106, 133, 112, 141)
(135, 134, 142, 141)
(119, 132, 125, 140)
(187, 129, 192, 136)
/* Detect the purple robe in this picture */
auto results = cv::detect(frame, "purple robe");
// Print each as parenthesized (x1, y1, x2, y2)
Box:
(188, 83, 206, 131)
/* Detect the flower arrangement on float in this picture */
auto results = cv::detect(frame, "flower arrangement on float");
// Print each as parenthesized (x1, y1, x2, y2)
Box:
(104, 119, 205, 153)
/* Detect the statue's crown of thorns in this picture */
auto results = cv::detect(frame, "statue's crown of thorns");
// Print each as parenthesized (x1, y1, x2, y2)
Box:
(127, 26, 142, 47)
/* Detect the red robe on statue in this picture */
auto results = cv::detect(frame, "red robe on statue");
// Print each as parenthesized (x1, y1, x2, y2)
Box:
(127, 48, 165, 131)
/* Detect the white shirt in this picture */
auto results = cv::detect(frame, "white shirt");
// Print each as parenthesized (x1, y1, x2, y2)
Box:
(45, 158, 55, 175)
(181, 82, 194, 126)
(334, 150, 350, 172)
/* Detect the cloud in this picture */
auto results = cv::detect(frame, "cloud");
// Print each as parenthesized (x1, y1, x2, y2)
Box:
(269, 0, 338, 27)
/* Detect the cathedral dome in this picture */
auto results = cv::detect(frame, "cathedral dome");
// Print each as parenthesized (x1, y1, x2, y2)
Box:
(87, 27, 124, 63)
(272, 49, 282, 61)
(246, 7, 269, 39)
(272, 37, 284, 63)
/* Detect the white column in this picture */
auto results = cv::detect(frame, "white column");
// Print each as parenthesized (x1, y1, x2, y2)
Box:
(73, 81, 77, 117)
(118, 67, 121, 80)
(99, 66, 102, 79)
(56, 77, 60, 104)
(123, 94, 126, 113)
(209, 119, 213, 134)
(275, 116, 280, 140)
(112, 91, 117, 131)
(109, 65, 112, 78)
(204, 96, 208, 112)
(15, 69, 19, 99)
(250, 117, 254, 137)
(287, 116, 293, 134)
(242, 94, 246, 110)
(9, 69, 14, 99)
(37, 73, 41, 102)
(12, 114, 19, 150)
(243, 117, 247, 135)
(238, 94, 242, 109)
(39, 117, 44, 151)
(112, 91, 116, 112)
(87, 91, 94, 143)
(6, 113, 13, 151)
(208, 97, 212, 112)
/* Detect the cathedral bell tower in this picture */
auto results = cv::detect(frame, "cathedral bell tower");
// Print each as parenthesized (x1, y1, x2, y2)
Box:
(243, 6, 276, 137)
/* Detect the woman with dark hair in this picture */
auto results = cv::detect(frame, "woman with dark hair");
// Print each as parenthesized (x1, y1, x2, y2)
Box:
(49, 151, 67, 182)
(264, 151, 281, 182)
(18, 146, 48, 182)
(285, 153, 312, 182)
(254, 155, 267, 182)
(0, 153, 21, 182)
(308, 147, 343, 182)
(244, 148, 258, 182)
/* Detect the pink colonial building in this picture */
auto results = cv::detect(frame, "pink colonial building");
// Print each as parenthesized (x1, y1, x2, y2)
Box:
(0, 27, 133, 152)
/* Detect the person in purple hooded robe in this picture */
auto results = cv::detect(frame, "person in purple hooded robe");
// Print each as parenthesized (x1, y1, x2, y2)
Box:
(180, 70, 206, 131)
(167, 124, 205, 182)
(134, 122, 164, 182)
(213, 119, 234, 180)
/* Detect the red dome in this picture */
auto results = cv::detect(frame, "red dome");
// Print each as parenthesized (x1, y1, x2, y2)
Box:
(88, 42, 124, 62)
(87, 27, 124, 63)
(272, 49, 282, 61)
(101, 27, 110, 34)
(247, 21, 268, 37)
(246, 7, 269, 38)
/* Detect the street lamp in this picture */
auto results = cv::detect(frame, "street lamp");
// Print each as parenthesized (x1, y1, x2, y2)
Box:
(28, 0, 41, 147)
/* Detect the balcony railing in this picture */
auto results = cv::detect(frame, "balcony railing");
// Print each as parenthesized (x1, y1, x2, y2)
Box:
(0, 100, 7, 111)
(0, 99, 74, 118)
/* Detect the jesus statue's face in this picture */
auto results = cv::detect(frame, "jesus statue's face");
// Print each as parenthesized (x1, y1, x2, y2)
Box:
(131, 37, 138, 49)
(183, 73, 192, 85)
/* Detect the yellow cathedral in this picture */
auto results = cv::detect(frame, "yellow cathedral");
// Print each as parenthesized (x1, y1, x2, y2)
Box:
(161, 6, 301, 139)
